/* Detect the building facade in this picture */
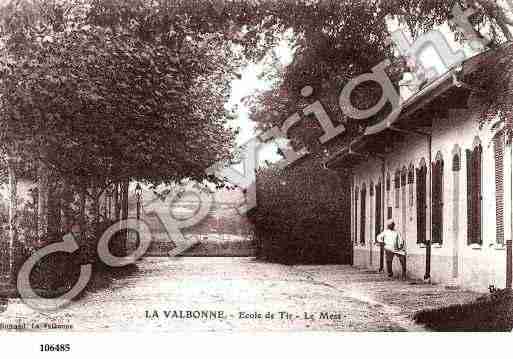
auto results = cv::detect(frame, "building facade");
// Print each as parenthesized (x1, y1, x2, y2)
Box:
(326, 45, 513, 292)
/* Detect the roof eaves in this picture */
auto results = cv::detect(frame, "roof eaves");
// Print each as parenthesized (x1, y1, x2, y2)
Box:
(324, 46, 500, 170)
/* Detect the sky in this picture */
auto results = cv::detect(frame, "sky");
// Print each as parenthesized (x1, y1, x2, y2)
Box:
(227, 38, 294, 165)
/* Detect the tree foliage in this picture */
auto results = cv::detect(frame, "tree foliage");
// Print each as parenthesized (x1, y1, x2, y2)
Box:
(0, 0, 240, 189)
(246, 0, 513, 155)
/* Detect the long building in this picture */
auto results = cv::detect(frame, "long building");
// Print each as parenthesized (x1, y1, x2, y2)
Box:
(325, 43, 513, 292)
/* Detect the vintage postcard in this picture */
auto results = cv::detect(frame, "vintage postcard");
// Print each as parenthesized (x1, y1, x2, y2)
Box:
(0, 0, 512, 355)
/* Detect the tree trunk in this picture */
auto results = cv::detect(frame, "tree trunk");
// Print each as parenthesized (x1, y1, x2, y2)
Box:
(121, 180, 129, 220)
(7, 156, 18, 284)
(103, 194, 107, 220)
(47, 180, 62, 240)
(61, 185, 74, 233)
(120, 179, 130, 256)
(107, 189, 112, 221)
(79, 183, 87, 240)
(114, 183, 120, 221)
(91, 185, 101, 238)
(37, 160, 49, 241)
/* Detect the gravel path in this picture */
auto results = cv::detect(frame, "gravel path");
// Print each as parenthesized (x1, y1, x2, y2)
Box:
(0, 257, 481, 332)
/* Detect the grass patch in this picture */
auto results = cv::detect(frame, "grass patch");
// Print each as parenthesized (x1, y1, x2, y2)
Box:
(414, 289, 513, 331)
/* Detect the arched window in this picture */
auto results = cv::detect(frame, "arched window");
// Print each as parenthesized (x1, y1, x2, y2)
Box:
(408, 164, 415, 207)
(394, 170, 400, 208)
(354, 186, 359, 244)
(494, 134, 505, 245)
(432, 151, 444, 244)
(452, 152, 461, 172)
(375, 179, 382, 235)
(401, 166, 408, 238)
(360, 184, 367, 245)
(466, 138, 482, 245)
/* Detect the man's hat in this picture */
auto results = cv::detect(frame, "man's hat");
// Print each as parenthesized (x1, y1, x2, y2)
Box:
(386, 220, 395, 229)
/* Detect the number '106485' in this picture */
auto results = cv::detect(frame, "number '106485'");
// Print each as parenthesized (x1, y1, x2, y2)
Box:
(40, 344, 71, 352)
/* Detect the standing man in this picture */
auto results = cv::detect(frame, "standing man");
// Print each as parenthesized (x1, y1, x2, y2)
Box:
(376, 220, 406, 279)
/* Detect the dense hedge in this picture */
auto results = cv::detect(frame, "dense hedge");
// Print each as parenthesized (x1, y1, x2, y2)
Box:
(248, 155, 352, 264)
(0, 221, 129, 298)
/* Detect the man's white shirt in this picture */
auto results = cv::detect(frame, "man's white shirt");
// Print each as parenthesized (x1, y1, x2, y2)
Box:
(376, 229, 405, 253)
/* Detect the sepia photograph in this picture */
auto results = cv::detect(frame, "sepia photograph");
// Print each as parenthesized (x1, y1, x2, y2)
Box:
(0, 0, 512, 351)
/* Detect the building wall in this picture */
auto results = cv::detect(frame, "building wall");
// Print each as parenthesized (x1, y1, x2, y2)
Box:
(351, 106, 512, 292)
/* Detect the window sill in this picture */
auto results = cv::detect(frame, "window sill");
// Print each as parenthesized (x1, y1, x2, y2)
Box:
(493, 244, 506, 251)
(417, 243, 443, 248)
(470, 243, 482, 250)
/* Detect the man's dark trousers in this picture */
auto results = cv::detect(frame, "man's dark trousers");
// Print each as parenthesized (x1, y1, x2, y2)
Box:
(385, 250, 406, 278)
(379, 243, 385, 272)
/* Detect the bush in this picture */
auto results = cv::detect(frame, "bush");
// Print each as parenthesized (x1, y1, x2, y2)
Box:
(248, 155, 351, 264)
(2, 220, 121, 298)
(21, 231, 98, 296)
(414, 289, 513, 331)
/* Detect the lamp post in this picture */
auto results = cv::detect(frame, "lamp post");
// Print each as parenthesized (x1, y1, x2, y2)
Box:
(135, 184, 142, 247)
(135, 184, 142, 220)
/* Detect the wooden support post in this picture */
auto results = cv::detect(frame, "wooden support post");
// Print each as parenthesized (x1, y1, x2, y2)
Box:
(507, 240, 512, 290)
(7, 156, 17, 285)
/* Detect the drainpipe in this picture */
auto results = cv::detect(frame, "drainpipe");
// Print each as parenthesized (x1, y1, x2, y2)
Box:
(351, 173, 355, 266)
(379, 156, 386, 272)
(381, 159, 386, 232)
(388, 125, 433, 281)
(508, 134, 513, 289)
(426, 135, 433, 281)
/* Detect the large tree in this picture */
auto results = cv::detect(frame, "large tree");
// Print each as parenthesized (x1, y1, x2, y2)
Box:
(0, 0, 241, 246)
